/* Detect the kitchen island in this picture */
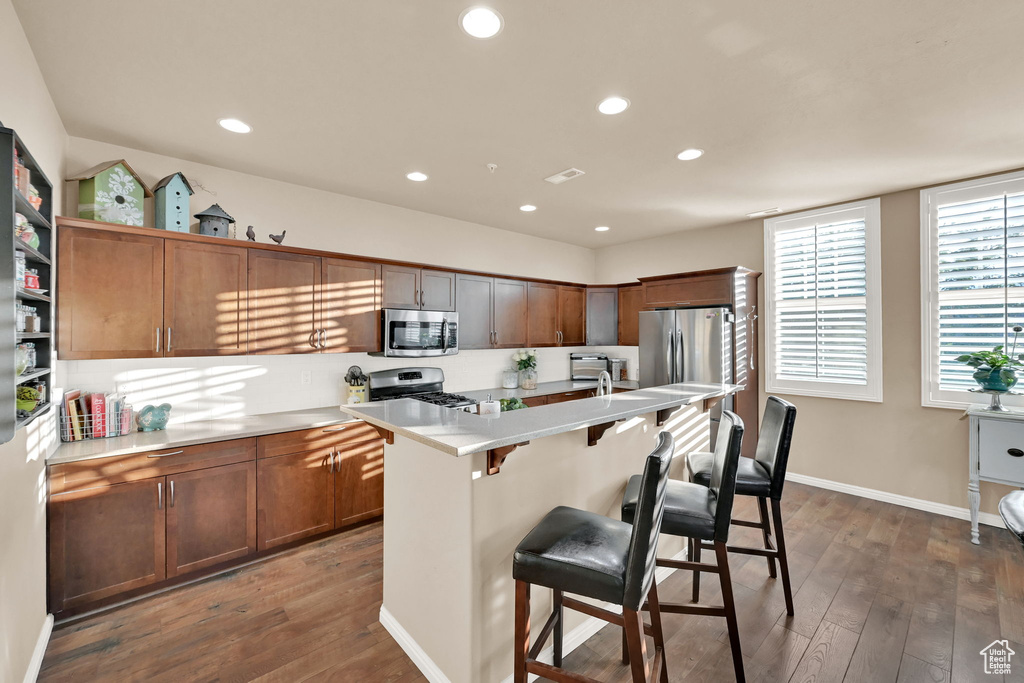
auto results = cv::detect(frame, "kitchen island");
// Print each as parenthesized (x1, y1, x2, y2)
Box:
(339, 382, 741, 683)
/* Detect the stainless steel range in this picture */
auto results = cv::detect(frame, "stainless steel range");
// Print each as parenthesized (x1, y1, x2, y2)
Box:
(367, 367, 476, 408)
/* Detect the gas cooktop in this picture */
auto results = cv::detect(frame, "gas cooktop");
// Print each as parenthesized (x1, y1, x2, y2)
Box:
(405, 392, 476, 408)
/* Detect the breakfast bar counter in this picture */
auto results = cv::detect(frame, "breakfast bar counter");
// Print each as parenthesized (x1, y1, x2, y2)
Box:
(340, 382, 741, 683)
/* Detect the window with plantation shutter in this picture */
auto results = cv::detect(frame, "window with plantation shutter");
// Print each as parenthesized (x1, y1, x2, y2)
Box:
(764, 199, 883, 402)
(921, 171, 1024, 408)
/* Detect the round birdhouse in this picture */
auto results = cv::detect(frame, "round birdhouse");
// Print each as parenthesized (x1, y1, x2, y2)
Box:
(194, 203, 235, 237)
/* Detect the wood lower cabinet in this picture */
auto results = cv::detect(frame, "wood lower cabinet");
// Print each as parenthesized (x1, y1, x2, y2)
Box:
(165, 461, 257, 577)
(57, 227, 164, 359)
(617, 285, 643, 346)
(321, 258, 381, 353)
(48, 478, 166, 611)
(256, 448, 335, 550)
(528, 282, 560, 346)
(164, 240, 248, 356)
(248, 250, 322, 354)
(335, 439, 385, 527)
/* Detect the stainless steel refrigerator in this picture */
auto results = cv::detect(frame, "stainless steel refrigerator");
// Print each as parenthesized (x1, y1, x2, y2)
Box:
(639, 307, 734, 441)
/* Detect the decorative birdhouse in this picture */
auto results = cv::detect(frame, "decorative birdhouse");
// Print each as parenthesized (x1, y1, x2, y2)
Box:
(68, 160, 151, 226)
(194, 203, 235, 237)
(153, 172, 194, 232)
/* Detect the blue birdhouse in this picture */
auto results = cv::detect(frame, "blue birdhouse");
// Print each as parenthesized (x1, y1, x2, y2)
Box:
(153, 172, 194, 232)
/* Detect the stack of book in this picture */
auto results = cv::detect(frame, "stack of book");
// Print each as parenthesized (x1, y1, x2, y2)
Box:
(60, 390, 132, 442)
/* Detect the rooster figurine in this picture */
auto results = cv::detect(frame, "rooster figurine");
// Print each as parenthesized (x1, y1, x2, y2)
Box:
(269, 230, 287, 245)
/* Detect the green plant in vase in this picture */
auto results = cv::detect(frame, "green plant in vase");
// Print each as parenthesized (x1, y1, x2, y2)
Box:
(514, 349, 538, 390)
(956, 326, 1024, 392)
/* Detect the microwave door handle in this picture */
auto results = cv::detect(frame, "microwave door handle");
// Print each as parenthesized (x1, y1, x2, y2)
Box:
(441, 319, 449, 352)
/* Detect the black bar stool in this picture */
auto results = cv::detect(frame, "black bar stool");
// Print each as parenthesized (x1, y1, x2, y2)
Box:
(1000, 490, 1024, 550)
(512, 431, 675, 683)
(621, 411, 746, 683)
(687, 396, 798, 617)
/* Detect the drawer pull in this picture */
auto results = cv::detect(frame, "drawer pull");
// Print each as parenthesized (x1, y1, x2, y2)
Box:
(148, 450, 185, 458)
(323, 426, 349, 432)
(1009, 448, 1024, 458)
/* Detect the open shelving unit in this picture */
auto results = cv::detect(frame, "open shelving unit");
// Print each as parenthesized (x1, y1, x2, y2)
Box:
(1, 125, 54, 441)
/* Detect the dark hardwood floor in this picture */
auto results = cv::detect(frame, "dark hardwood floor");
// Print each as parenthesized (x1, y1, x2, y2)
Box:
(39, 482, 1024, 682)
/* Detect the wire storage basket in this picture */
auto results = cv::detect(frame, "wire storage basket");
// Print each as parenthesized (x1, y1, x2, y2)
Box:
(59, 398, 133, 442)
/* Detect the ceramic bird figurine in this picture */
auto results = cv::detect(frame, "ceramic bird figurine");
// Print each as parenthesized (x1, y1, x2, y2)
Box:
(246, 225, 256, 241)
(269, 230, 287, 245)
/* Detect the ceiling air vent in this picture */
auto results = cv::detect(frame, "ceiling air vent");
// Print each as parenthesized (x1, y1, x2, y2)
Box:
(544, 168, 586, 185)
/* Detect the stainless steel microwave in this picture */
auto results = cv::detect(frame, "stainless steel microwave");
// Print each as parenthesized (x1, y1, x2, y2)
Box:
(377, 309, 459, 357)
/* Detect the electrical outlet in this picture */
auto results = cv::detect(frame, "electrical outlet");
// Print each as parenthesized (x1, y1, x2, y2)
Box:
(301, 371, 312, 386)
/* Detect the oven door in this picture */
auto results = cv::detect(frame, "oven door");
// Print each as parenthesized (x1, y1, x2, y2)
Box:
(382, 309, 459, 357)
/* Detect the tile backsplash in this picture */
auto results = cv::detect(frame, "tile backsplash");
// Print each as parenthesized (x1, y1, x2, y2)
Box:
(57, 346, 640, 425)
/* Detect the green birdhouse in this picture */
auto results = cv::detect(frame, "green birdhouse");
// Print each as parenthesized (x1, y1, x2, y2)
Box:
(68, 159, 152, 226)
(153, 172, 194, 232)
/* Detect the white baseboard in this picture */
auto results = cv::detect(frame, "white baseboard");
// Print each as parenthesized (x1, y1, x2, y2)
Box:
(786, 472, 1006, 529)
(23, 613, 53, 683)
(379, 606, 450, 683)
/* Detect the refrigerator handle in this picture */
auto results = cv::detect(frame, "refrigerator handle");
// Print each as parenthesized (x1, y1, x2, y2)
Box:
(667, 330, 675, 383)
(676, 324, 684, 383)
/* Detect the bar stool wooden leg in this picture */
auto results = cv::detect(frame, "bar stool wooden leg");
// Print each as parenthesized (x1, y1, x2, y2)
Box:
(647, 582, 670, 683)
(552, 589, 564, 667)
(715, 541, 745, 683)
(514, 580, 530, 683)
(691, 537, 702, 603)
(621, 624, 630, 665)
(623, 607, 650, 683)
(757, 497, 778, 579)
(771, 498, 795, 617)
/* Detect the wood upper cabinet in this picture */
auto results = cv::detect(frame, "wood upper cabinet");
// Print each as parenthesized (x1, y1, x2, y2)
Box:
(559, 286, 586, 346)
(493, 278, 528, 348)
(165, 461, 256, 578)
(585, 288, 618, 346)
(642, 271, 732, 308)
(247, 250, 322, 355)
(617, 285, 643, 346)
(257, 448, 335, 550)
(527, 282, 560, 346)
(382, 265, 455, 311)
(335, 439, 385, 527)
(57, 227, 164, 359)
(321, 258, 381, 353)
(456, 273, 494, 349)
(48, 478, 166, 612)
(164, 241, 248, 356)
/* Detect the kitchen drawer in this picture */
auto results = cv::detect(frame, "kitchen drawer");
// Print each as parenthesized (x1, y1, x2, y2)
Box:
(256, 421, 381, 459)
(50, 438, 256, 494)
(545, 389, 596, 405)
(521, 395, 548, 408)
(978, 418, 1024, 484)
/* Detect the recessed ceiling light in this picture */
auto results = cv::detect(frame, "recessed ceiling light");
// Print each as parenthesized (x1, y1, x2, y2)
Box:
(406, 172, 429, 182)
(597, 97, 630, 115)
(746, 208, 781, 218)
(677, 148, 704, 161)
(520, 205, 537, 212)
(460, 7, 503, 38)
(218, 118, 252, 134)
(595, 226, 610, 232)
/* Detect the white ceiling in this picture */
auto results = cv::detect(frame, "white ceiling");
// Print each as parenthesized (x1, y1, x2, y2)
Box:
(14, 0, 1024, 248)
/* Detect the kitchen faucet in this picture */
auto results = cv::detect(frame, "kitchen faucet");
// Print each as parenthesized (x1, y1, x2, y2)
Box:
(596, 370, 613, 397)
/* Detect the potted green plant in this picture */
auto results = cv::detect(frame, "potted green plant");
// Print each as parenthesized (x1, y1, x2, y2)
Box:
(513, 349, 538, 390)
(956, 326, 1024, 392)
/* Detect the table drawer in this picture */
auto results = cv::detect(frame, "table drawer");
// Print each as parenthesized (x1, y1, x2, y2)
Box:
(256, 421, 381, 459)
(978, 418, 1024, 484)
(50, 438, 256, 494)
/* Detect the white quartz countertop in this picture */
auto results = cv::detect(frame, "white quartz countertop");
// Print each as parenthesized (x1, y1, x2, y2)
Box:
(339, 382, 741, 457)
(48, 407, 354, 464)
(458, 379, 639, 402)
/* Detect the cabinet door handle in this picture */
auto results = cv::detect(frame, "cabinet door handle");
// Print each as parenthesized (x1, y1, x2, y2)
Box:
(309, 330, 319, 348)
(319, 328, 326, 349)
(169, 480, 175, 507)
(148, 450, 185, 458)
(323, 425, 348, 432)
(157, 482, 163, 510)
(675, 302, 691, 305)
(156, 327, 161, 354)
(329, 448, 335, 473)
(1009, 448, 1024, 457)
(167, 327, 172, 353)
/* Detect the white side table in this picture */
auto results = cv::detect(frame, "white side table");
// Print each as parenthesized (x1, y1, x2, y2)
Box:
(968, 405, 1024, 544)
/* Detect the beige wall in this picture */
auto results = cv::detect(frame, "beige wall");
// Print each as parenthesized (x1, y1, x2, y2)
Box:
(65, 137, 596, 284)
(596, 191, 1013, 517)
(0, 0, 67, 680)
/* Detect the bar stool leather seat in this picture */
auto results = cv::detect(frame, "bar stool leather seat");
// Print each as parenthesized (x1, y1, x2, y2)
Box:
(513, 506, 633, 605)
(1000, 490, 1024, 547)
(688, 451, 772, 497)
(622, 477, 715, 541)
